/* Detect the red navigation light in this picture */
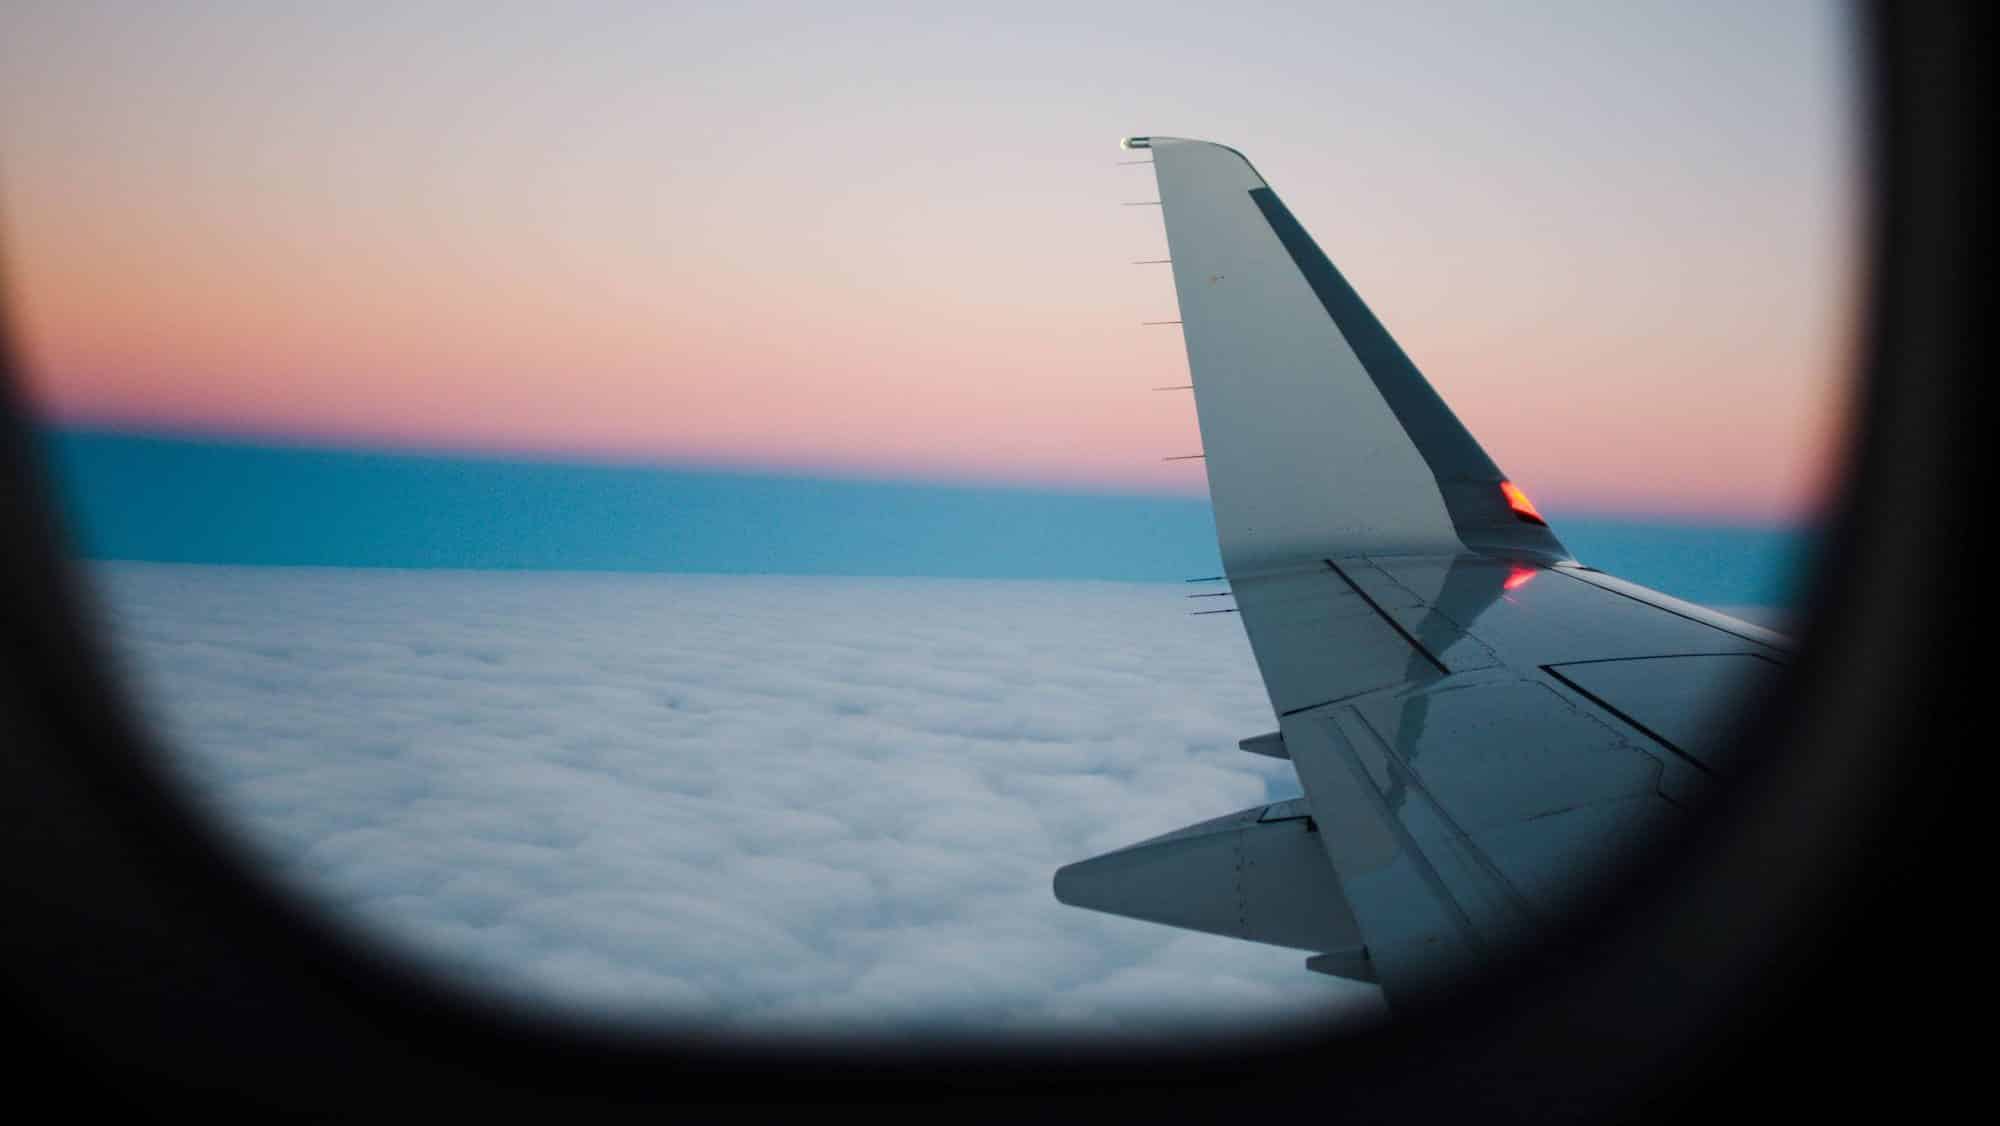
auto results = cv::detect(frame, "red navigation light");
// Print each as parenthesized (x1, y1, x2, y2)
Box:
(1499, 480, 1546, 526)
(1503, 565, 1537, 592)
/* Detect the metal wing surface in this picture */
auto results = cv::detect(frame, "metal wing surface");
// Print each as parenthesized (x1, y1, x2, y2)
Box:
(1054, 138, 1791, 998)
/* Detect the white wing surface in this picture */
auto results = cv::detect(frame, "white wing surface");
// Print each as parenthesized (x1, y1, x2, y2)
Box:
(1054, 138, 1790, 999)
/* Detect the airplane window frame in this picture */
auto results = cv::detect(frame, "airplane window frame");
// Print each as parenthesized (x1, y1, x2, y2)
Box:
(0, 2, 1977, 1116)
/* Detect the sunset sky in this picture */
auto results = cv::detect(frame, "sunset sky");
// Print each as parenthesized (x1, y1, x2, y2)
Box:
(2, 1, 1856, 523)
(2, 6, 1860, 1037)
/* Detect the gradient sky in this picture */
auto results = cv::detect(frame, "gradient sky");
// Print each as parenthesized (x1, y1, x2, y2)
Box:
(2, 1, 1856, 522)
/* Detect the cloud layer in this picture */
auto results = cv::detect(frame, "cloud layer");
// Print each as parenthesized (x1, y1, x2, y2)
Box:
(88, 564, 1381, 1039)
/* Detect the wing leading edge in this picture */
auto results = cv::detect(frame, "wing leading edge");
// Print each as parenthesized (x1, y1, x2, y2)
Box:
(1054, 138, 1789, 1001)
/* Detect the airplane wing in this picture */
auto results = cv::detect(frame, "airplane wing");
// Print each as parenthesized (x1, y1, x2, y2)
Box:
(1054, 137, 1791, 999)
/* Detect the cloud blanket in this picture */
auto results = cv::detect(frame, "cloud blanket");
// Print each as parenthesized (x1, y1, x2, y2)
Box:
(89, 564, 1382, 1039)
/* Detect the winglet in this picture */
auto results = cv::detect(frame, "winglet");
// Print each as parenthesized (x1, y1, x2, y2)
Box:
(1133, 137, 1569, 569)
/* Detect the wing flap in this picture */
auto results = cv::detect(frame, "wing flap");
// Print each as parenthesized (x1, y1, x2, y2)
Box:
(1280, 693, 1677, 989)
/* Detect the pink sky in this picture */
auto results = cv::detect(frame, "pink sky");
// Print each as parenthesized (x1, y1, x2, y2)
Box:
(1, 2, 1856, 522)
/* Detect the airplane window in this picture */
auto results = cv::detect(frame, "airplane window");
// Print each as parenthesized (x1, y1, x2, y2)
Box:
(0, 2, 1856, 1040)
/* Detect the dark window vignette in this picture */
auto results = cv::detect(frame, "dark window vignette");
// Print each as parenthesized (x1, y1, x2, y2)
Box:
(0, 2, 1982, 1116)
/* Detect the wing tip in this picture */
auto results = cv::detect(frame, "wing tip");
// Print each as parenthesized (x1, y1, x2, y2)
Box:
(1121, 135, 1266, 184)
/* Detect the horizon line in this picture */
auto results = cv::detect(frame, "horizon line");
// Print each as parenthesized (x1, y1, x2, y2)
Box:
(41, 417, 1822, 530)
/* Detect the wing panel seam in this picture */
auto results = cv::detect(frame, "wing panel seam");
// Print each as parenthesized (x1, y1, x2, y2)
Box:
(1324, 558, 1449, 676)
(1316, 710, 1483, 946)
(1540, 665, 1719, 777)
(1348, 707, 1536, 924)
